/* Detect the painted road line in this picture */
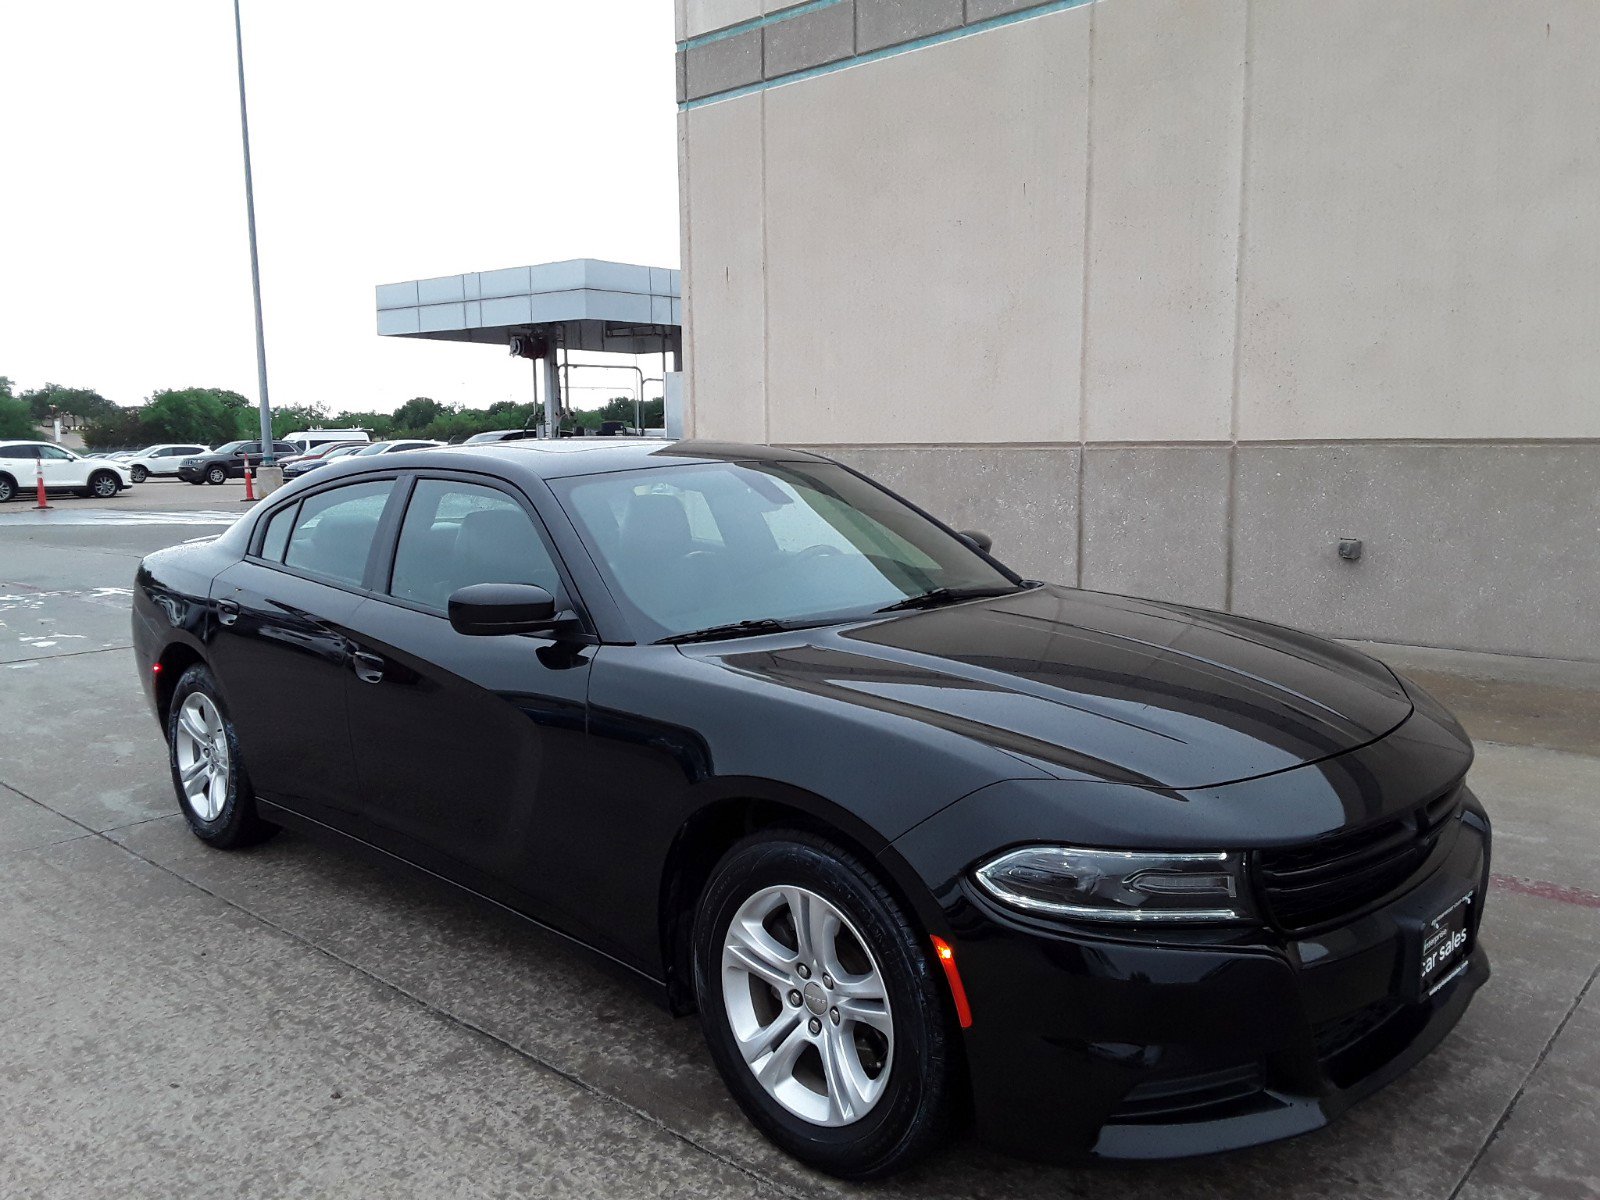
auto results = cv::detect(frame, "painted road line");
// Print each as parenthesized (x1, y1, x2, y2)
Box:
(0, 509, 239, 527)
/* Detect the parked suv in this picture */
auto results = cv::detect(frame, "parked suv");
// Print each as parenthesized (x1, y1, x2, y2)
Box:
(0, 441, 132, 501)
(120, 443, 211, 483)
(177, 441, 298, 485)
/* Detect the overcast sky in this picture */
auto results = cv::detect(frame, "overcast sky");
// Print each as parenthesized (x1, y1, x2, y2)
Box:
(0, 0, 679, 414)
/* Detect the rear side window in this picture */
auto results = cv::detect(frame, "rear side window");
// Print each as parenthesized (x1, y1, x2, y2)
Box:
(282, 480, 394, 587)
(0, 444, 39, 458)
(388, 480, 561, 612)
(258, 502, 298, 562)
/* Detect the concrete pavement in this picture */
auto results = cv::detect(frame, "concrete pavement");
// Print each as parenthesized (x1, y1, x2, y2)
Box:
(2, 485, 1597, 1198)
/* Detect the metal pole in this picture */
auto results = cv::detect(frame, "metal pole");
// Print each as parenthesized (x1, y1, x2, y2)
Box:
(541, 351, 560, 440)
(233, 0, 274, 464)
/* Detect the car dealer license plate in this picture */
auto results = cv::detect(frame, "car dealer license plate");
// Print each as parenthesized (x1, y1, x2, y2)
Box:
(1420, 891, 1473, 996)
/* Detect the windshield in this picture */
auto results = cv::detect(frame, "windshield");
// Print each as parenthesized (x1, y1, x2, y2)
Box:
(553, 460, 1018, 641)
(352, 442, 393, 456)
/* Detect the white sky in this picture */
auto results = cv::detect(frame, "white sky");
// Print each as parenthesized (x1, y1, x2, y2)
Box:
(0, 0, 680, 413)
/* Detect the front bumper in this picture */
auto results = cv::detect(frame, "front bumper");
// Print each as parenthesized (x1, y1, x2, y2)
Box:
(930, 793, 1491, 1162)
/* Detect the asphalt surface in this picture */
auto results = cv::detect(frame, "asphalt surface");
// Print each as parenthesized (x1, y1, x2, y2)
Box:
(3, 479, 1598, 1199)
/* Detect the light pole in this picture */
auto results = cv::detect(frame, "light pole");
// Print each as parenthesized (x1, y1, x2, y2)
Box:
(232, 0, 276, 478)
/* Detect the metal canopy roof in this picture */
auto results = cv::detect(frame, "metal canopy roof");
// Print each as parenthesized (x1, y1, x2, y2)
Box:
(375, 258, 681, 355)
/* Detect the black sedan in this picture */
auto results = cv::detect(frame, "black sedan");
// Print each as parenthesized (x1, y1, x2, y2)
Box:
(131, 440, 1489, 1179)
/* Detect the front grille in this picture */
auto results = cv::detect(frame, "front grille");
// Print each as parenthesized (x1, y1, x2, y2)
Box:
(1255, 789, 1461, 932)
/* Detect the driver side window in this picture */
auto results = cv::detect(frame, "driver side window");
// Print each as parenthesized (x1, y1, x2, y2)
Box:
(388, 480, 563, 613)
(38, 446, 73, 461)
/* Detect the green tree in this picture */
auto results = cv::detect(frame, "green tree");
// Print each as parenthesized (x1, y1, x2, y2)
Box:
(270, 403, 331, 439)
(19, 383, 117, 426)
(390, 396, 447, 434)
(135, 388, 253, 446)
(0, 376, 35, 438)
(81, 408, 145, 448)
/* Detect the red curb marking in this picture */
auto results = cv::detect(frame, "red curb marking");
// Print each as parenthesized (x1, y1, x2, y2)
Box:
(1490, 873, 1600, 909)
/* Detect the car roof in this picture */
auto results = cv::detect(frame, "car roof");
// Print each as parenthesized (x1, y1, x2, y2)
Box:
(301, 438, 831, 482)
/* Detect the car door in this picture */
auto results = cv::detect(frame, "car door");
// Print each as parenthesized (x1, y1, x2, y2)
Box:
(226, 442, 260, 478)
(341, 473, 596, 914)
(0, 443, 39, 492)
(36, 444, 82, 488)
(206, 476, 402, 835)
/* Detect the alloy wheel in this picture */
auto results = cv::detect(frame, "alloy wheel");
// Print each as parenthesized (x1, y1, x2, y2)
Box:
(721, 885, 894, 1128)
(91, 473, 118, 498)
(174, 692, 231, 821)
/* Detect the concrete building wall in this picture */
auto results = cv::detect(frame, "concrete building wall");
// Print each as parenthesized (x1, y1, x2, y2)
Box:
(676, 0, 1600, 661)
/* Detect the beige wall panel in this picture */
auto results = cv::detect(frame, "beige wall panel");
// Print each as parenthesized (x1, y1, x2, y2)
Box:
(1080, 446, 1231, 608)
(1240, 0, 1600, 440)
(684, 0, 762, 39)
(818, 446, 1081, 584)
(682, 96, 769, 443)
(1233, 444, 1600, 660)
(1083, 0, 1245, 443)
(763, 12, 1090, 445)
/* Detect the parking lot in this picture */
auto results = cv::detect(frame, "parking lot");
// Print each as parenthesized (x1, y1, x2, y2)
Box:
(3, 480, 1598, 1199)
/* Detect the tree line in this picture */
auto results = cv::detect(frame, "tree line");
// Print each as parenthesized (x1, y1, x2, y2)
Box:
(0, 377, 665, 448)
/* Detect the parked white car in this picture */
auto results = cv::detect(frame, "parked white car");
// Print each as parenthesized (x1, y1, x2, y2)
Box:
(0, 441, 133, 502)
(119, 443, 211, 483)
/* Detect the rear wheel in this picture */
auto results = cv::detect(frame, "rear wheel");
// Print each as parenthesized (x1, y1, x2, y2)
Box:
(694, 832, 956, 1180)
(88, 470, 120, 498)
(130, 464, 148, 483)
(167, 663, 277, 849)
(206, 465, 227, 485)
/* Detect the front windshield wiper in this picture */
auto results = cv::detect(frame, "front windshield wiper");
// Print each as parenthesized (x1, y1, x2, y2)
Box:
(874, 584, 1030, 614)
(657, 618, 795, 646)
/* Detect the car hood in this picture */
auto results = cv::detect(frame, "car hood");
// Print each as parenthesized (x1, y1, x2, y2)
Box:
(710, 585, 1413, 790)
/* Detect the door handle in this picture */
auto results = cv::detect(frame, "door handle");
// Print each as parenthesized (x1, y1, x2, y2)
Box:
(351, 650, 386, 684)
(217, 598, 240, 627)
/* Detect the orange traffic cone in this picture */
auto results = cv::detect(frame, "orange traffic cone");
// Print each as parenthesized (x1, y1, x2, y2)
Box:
(33, 460, 51, 509)
(241, 460, 256, 503)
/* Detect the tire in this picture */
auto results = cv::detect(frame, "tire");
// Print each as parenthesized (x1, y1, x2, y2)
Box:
(130, 464, 148, 483)
(88, 470, 120, 499)
(0, 474, 14, 503)
(694, 831, 956, 1180)
(206, 465, 227, 485)
(166, 663, 277, 849)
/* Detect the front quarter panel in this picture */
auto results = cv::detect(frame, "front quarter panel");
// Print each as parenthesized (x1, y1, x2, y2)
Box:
(566, 642, 1048, 971)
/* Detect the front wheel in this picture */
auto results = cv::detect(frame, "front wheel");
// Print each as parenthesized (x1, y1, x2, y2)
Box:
(694, 832, 957, 1180)
(130, 464, 148, 483)
(167, 663, 277, 849)
(206, 465, 227, 485)
(88, 470, 120, 498)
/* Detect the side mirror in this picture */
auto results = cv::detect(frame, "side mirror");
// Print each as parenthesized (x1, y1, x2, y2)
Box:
(957, 529, 993, 554)
(448, 582, 564, 636)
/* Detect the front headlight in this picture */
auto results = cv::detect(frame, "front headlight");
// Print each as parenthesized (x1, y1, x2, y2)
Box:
(974, 846, 1252, 924)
